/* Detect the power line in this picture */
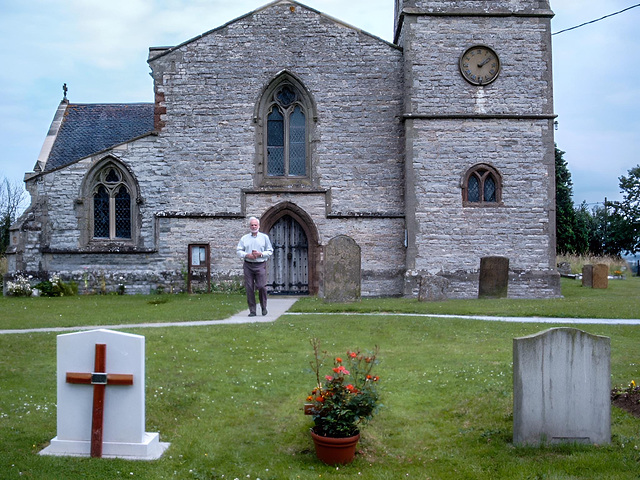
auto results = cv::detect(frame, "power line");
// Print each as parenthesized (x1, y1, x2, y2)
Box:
(552, 3, 640, 35)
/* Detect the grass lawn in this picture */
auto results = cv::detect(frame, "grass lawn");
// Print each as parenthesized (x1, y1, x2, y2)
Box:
(0, 278, 639, 479)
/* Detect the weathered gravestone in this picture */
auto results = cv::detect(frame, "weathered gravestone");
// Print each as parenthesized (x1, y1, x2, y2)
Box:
(513, 328, 611, 445)
(592, 263, 609, 289)
(40, 329, 170, 459)
(418, 273, 450, 301)
(582, 264, 594, 287)
(478, 256, 509, 298)
(324, 235, 361, 302)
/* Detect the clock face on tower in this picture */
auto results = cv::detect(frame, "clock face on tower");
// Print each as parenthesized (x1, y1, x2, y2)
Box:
(459, 45, 500, 86)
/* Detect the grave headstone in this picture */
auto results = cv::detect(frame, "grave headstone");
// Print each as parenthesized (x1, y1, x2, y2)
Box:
(40, 329, 170, 459)
(582, 264, 593, 287)
(478, 256, 509, 298)
(592, 263, 609, 289)
(556, 261, 571, 276)
(513, 327, 611, 445)
(418, 274, 450, 301)
(324, 235, 361, 302)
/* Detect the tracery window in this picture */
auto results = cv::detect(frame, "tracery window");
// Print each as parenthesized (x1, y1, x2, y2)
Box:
(256, 74, 315, 187)
(462, 164, 502, 206)
(91, 164, 132, 239)
(266, 84, 307, 177)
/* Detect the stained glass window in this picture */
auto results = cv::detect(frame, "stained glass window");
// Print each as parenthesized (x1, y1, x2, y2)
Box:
(91, 164, 133, 240)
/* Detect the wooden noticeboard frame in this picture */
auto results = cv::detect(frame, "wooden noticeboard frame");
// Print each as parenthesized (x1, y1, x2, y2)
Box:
(187, 244, 211, 294)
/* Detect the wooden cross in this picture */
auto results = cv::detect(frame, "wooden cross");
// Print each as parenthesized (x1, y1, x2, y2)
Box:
(66, 343, 134, 458)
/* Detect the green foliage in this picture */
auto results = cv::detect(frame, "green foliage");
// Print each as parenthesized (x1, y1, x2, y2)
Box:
(608, 164, 640, 254)
(34, 274, 78, 297)
(307, 339, 381, 437)
(555, 151, 639, 256)
(555, 146, 579, 254)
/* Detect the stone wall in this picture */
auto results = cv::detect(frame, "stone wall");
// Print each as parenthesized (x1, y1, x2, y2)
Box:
(7, 0, 560, 299)
(401, 0, 559, 297)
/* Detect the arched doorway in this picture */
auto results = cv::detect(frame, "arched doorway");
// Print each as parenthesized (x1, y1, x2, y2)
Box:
(261, 202, 319, 295)
(267, 215, 308, 294)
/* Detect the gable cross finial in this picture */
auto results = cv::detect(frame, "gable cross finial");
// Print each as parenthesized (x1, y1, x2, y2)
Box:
(63, 83, 68, 100)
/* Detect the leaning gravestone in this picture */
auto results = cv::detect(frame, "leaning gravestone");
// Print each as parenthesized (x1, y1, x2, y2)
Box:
(582, 264, 594, 287)
(513, 328, 611, 445)
(40, 329, 169, 459)
(592, 263, 609, 289)
(324, 235, 361, 302)
(478, 256, 509, 298)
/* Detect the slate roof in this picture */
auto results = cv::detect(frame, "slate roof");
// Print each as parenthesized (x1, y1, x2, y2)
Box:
(44, 103, 155, 172)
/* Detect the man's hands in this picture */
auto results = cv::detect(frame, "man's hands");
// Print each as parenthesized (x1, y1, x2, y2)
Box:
(246, 250, 263, 260)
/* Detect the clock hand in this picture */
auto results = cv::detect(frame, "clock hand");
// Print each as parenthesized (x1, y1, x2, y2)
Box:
(478, 57, 492, 67)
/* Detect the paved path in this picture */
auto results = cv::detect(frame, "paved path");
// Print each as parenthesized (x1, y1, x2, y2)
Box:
(287, 312, 640, 325)
(1, 296, 639, 335)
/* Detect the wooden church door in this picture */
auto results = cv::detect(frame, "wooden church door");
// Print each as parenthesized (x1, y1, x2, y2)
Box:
(267, 215, 309, 295)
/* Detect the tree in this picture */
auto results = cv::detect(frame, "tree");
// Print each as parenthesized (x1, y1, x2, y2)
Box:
(573, 202, 592, 255)
(608, 165, 640, 254)
(0, 177, 27, 256)
(555, 146, 578, 254)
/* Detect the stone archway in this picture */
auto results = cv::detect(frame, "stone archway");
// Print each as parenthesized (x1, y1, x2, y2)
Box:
(260, 202, 319, 295)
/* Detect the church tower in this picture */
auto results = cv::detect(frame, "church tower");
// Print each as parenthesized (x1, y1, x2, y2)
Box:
(396, 0, 560, 297)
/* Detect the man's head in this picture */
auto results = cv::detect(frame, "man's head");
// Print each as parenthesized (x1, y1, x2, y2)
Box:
(249, 217, 260, 235)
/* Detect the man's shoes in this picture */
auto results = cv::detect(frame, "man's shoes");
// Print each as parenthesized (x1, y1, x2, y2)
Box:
(262, 309, 268, 316)
(248, 312, 257, 317)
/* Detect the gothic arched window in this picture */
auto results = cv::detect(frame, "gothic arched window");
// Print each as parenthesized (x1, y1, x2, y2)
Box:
(462, 164, 502, 206)
(256, 74, 315, 187)
(267, 85, 307, 177)
(90, 163, 134, 240)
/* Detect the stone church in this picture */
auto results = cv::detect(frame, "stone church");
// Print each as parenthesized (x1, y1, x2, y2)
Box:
(7, 0, 560, 298)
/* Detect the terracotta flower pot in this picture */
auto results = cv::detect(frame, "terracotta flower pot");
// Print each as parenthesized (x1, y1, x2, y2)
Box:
(310, 429, 360, 465)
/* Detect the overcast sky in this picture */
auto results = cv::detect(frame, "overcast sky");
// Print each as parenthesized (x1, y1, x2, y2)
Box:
(1, 0, 638, 209)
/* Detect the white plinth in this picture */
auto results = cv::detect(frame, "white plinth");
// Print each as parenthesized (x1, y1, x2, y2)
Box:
(41, 329, 170, 459)
(40, 432, 170, 460)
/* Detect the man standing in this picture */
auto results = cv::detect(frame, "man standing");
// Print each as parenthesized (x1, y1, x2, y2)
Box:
(236, 217, 274, 316)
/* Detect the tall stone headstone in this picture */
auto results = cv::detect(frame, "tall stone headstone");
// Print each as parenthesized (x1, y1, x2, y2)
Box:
(592, 263, 609, 289)
(582, 264, 593, 287)
(40, 329, 170, 459)
(324, 235, 361, 302)
(513, 328, 611, 446)
(478, 256, 509, 298)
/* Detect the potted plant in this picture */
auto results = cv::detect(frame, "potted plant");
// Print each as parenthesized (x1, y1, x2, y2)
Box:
(304, 338, 381, 465)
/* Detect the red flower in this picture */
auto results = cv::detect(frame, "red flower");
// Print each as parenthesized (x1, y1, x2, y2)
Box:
(336, 357, 342, 363)
(316, 396, 324, 402)
(349, 351, 357, 358)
